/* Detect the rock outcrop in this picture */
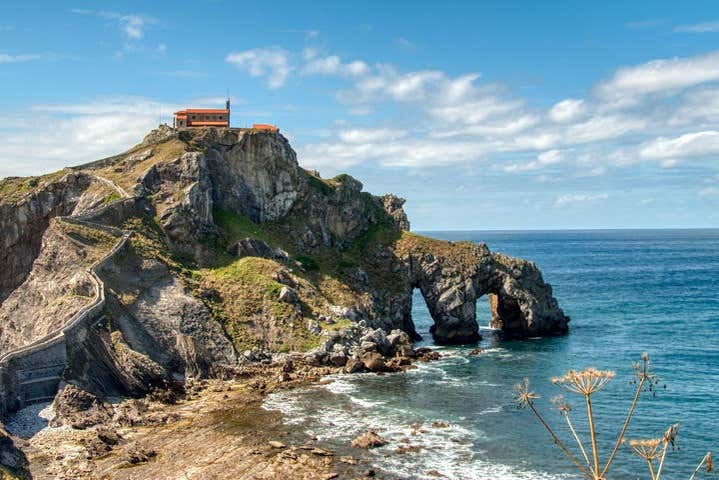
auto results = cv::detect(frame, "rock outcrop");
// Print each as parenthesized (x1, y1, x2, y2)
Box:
(0, 125, 569, 415)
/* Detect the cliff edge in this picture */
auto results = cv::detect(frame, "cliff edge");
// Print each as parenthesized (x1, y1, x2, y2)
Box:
(0, 125, 568, 414)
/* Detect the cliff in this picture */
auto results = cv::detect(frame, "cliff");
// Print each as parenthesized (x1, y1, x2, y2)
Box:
(0, 125, 568, 413)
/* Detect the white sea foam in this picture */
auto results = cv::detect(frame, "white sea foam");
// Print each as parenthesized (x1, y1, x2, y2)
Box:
(262, 373, 568, 480)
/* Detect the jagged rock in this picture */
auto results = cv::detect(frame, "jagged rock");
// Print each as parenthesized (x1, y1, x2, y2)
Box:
(344, 356, 365, 373)
(381, 194, 410, 231)
(351, 431, 388, 449)
(50, 384, 114, 429)
(0, 427, 28, 476)
(278, 286, 298, 304)
(0, 126, 569, 421)
(228, 237, 273, 258)
(361, 352, 387, 372)
(124, 443, 157, 464)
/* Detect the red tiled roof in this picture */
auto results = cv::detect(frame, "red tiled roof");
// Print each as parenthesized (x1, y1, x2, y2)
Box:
(174, 109, 229, 115)
(252, 123, 279, 132)
(185, 121, 229, 126)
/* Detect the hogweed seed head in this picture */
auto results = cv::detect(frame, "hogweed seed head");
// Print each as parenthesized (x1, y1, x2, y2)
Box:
(633, 352, 656, 383)
(663, 423, 680, 449)
(514, 378, 539, 408)
(628, 438, 664, 460)
(707, 452, 714, 472)
(551, 395, 572, 414)
(551, 368, 615, 395)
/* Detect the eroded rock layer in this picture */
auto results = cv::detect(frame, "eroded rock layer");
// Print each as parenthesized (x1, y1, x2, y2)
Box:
(0, 126, 569, 405)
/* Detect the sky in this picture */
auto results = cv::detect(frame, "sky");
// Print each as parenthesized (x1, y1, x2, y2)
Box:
(1, 1, 719, 230)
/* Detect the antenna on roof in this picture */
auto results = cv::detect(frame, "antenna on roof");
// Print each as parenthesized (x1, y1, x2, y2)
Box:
(226, 89, 231, 127)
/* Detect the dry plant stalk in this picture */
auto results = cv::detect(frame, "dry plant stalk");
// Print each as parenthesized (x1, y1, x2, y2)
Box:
(514, 353, 714, 480)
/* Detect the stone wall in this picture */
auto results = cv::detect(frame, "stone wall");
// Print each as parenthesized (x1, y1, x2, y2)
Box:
(0, 213, 131, 420)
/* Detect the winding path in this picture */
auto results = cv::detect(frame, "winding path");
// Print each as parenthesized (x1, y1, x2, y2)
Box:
(0, 174, 134, 418)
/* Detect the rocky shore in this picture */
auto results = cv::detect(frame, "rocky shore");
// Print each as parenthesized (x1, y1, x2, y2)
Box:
(2, 327, 443, 479)
(0, 125, 569, 478)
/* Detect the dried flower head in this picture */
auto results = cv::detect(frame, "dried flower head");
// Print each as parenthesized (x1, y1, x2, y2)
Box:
(551, 395, 571, 414)
(663, 423, 680, 449)
(628, 438, 663, 460)
(633, 352, 657, 383)
(514, 378, 539, 408)
(705, 452, 713, 472)
(551, 368, 616, 395)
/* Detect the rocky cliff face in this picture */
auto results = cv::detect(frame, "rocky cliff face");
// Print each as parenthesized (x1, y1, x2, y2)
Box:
(0, 125, 568, 398)
(0, 172, 116, 302)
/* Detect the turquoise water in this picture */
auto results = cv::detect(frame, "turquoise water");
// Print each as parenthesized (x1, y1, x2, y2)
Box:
(264, 229, 719, 479)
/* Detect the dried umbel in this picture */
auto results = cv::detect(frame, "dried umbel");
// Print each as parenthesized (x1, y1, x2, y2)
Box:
(707, 452, 714, 472)
(513, 354, 716, 480)
(690, 452, 714, 480)
(628, 438, 664, 460)
(513, 378, 539, 409)
(551, 395, 572, 414)
(552, 368, 616, 395)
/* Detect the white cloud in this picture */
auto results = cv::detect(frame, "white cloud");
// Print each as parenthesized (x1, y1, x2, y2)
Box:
(303, 55, 368, 77)
(338, 128, 407, 144)
(699, 186, 719, 196)
(226, 47, 292, 88)
(0, 97, 181, 177)
(72, 9, 156, 42)
(639, 131, 719, 159)
(675, 21, 719, 33)
(555, 193, 608, 206)
(596, 50, 719, 100)
(549, 98, 585, 122)
(0, 53, 43, 63)
(116, 14, 147, 40)
(564, 114, 647, 144)
(395, 37, 415, 49)
(502, 149, 565, 172)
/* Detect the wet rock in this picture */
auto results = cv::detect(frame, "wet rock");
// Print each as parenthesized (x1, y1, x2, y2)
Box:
(351, 431, 388, 449)
(344, 356, 365, 373)
(395, 444, 421, 454)
(360, 352, 387, 372)
(268, 440, 286, 449)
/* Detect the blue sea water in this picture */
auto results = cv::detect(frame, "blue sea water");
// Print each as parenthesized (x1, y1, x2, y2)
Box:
(264, 229, 719, 479)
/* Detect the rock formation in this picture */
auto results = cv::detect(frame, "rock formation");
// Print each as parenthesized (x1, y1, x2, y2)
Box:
(0, 125, 568, 415)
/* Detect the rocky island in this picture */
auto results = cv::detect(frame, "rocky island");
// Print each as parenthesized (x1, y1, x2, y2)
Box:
(0, 126, 568, 479)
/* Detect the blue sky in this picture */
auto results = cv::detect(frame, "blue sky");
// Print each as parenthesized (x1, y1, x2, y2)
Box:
(2, 0, 719, 230)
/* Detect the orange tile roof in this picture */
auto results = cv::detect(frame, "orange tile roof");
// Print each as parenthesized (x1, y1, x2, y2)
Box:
(174, 109, 229, 115)
(252, 123, 279, 132)
(185, 121, 229, 126)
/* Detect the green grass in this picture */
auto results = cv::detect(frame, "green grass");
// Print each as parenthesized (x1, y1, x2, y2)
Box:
(103, 191, 122, 204)
(306, 174, 334, 196)
(0, 169, 70, 204)
(213, 208, 280, 247)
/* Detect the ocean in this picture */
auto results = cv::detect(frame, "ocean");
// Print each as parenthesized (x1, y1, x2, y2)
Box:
(263, 229, 719, 479)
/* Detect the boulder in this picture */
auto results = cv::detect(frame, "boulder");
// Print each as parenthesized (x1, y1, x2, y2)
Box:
(50, 384, 114, 429)
(351, 431, 388, 449)
(278, 286, 298, 304)
(361, 352, 387, 372)
(228, 237, 275, 258)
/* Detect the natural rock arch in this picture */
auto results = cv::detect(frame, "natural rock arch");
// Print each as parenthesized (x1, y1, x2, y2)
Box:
(399, 239, 569, 344)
